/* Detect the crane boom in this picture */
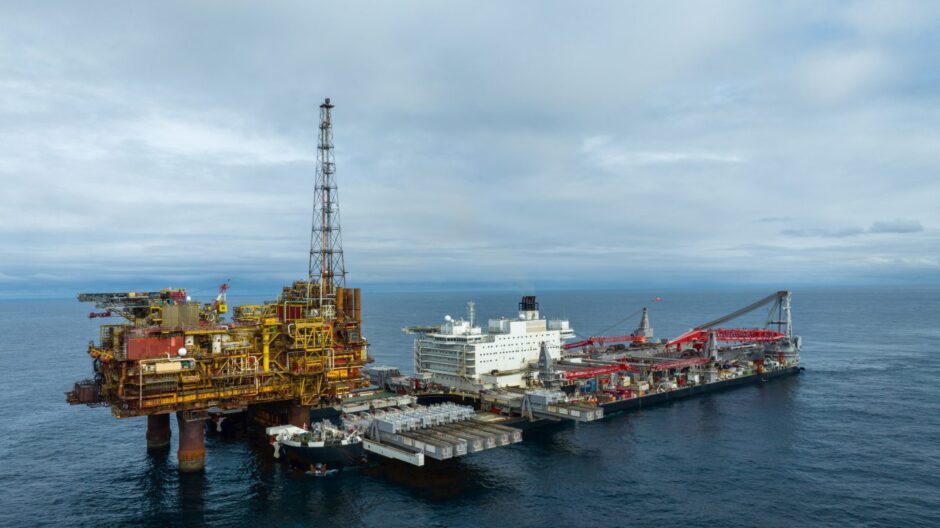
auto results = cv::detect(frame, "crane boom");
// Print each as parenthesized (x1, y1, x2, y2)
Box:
(695, 290, 788, 329)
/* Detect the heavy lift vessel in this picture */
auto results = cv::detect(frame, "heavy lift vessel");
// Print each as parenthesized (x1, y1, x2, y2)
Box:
(398, 291, 803, 430)
(66, 98, 368, 472)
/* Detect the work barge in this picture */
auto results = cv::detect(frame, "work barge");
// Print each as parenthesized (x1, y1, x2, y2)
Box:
(66, 97, 803, 475)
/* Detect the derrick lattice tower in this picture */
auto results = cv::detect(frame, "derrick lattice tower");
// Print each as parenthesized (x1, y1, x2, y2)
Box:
(308, 97, 347, 318)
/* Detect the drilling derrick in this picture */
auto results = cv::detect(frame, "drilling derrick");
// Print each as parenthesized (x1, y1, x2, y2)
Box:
(308, 97, 346, 320)
(66, 97, 369, 472)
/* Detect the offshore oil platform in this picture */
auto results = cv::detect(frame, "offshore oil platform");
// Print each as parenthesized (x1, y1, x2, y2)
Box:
(67, 99, 371, 472)
(67, 98, 803, 475)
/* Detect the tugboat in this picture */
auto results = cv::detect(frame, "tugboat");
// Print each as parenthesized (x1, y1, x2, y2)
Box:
(266, 420, 364, 470)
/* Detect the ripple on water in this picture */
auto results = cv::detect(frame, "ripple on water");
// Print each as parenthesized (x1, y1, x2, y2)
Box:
(2, 288, 939, 527)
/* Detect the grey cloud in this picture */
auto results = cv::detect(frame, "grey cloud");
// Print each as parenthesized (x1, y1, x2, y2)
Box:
(781, 220, 925, 238)
(1, 1, 939, 291)
(780, 227, 866, 238)
(869, 220, 924, 234)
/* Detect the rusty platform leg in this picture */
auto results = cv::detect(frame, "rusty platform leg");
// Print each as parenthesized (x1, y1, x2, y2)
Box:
(176, 412, 206, 473)
(146, 413, 171, 450)
(288, 403, 311, 428)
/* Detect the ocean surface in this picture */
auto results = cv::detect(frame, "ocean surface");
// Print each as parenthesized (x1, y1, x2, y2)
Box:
(1, 286, 938, 527)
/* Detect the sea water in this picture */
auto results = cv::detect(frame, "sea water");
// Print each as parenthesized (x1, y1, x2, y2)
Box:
(0, 286, 937, 527)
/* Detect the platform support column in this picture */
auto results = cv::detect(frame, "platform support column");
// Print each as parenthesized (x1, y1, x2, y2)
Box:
(288, 403, 311, 428)
(146, 413, 171, 450)
(176, 412, 206, 473)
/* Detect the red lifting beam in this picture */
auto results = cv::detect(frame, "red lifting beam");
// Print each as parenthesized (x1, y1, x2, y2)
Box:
(563, 335, 646, 350)
(562, 363, 640, 380)
(650, 357, 710, 371)
(667, 328, 785, 347)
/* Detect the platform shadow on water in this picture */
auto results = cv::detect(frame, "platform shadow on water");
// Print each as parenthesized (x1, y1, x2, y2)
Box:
(359, 458, 502, 501)
(134, 448, 208, 527)
(178, 472, 208, 525)
(141, 447, 174, 514)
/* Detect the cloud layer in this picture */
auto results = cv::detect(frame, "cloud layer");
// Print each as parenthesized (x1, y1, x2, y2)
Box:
(1, 1, 939, 294)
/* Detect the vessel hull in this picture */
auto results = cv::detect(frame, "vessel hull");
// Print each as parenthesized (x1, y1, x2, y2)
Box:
(600, 365, 801, 414)
(501, 366, 802, 429)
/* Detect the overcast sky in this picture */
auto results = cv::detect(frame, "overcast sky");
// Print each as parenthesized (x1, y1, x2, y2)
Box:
(1, 1, 938, 296)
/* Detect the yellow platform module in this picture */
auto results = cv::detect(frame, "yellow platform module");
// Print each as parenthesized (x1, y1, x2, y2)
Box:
(68, 282, 369, 418)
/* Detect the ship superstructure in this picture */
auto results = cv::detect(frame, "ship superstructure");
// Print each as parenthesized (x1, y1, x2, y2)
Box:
(413, 296, 574, 389)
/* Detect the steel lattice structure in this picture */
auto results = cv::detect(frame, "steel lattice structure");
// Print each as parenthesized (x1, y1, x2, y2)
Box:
(308, 98, 346, 320)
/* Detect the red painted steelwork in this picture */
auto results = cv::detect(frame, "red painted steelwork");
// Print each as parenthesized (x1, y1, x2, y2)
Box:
(667, 328, 785, 347)
(127, 336, 185, 360)
(275, 304, 305, 322)
(650, 357, 710, 371)
(563, 335, 646, 350)
(562, 363, 640, 380)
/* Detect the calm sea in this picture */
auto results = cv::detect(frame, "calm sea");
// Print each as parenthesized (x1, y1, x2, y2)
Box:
(0, 286, 937, 527)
